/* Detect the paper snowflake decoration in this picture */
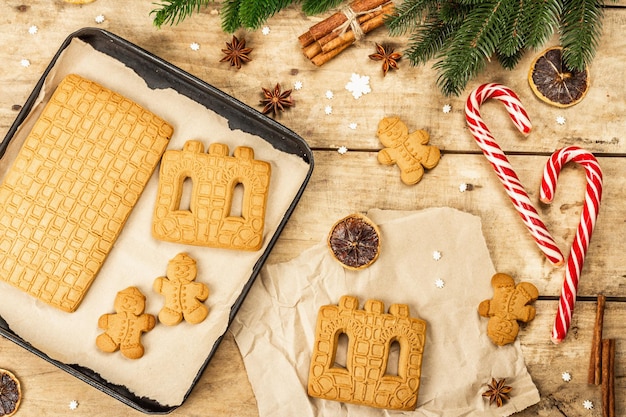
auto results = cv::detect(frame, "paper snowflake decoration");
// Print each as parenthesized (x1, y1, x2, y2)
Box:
(69, 400, 79, 410)
(459, 183, 468, 193)
(561, 372, 572, 382)
(95, 14, 105, 24)
(337, 146, 348, 155)
(190, 42, 200, 51)
(442, 104, 452, 113)
(556, 115, 566, 125)
(432, 250, 442, 261)
(434, 279, 445, 289)
(293, 80, 303, 90)
(262, 26, 271, 35)
(324, 105, 333, 115)
(20, 59, 30, 68)
(345, 73, 371, 99)
(325, 90, 334, 99)
(582, 400, 593, 410)
(28, 25, 38, 35)
(348, 122, 357, 130)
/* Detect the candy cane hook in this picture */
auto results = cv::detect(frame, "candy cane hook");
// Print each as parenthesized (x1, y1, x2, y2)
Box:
(541, 146, 603, 344)
(465, 83, 565, 266)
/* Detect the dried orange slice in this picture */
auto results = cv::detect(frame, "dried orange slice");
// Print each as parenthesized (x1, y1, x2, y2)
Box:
(528, 46, 589, 108)
(0, 369, 21, 417)
(328, 214, 381, 270)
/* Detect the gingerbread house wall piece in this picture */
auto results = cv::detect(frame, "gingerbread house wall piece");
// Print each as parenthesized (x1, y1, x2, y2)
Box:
(152, 140, 271, 251)
(308, 295, 427, 411)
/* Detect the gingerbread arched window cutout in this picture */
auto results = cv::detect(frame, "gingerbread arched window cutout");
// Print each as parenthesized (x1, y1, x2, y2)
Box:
(152, 140, 271, 251)
(227, 179, 246, 219)
(308, 296, 427, 411)
(175, 174, 195, 213)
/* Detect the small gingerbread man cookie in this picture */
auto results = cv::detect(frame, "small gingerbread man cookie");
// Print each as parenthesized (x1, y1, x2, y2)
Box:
(96, 287, 156, 359)
(153, 253, 209, 326)
(478, 273, 539, 346)
(376, 116, 441, 185)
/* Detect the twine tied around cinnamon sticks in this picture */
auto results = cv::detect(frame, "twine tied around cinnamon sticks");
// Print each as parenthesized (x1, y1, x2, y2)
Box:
(298, 0, 395, 66)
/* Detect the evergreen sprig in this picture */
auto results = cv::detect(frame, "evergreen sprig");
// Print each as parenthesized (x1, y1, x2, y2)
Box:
(152, 0, 345, 32)
(387, 0, 614, 96)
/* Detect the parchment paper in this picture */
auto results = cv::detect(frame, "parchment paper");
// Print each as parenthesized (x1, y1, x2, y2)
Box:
(231, 207, 540, 416)
(0, 38, 310, 406)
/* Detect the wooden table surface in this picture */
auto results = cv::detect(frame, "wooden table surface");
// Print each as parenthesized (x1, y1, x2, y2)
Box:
(1, 1, 625, 416)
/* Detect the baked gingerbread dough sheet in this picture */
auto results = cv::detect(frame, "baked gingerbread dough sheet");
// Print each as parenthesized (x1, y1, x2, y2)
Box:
(0, 36, 310, 408)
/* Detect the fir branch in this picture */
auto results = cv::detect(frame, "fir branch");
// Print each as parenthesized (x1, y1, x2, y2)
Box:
(151, 0, 213, 28)
(221, 0, 243, 33)
(237, 0, 296, 30)
(302, 0, 345, 15)
(497, 0, 523, 58)
(385, 0, 439, 36)
(404, 9, 463, 65)
(434, 0, 505, 96)
(560, 0, 604, 70)
(521, 0, 561, 48)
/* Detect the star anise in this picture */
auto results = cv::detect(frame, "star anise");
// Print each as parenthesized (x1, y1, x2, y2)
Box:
(260, 83, 293, 116)
(482, 378, 512, 407)
(368, 43, 401, 76)
(220, 35, 252, 69)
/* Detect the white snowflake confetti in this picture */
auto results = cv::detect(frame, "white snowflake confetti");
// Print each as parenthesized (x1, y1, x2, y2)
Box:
(20, 59, 30, 68)
(95, 14, 106, 24)
(434, 279, 445, 289)
(337, 146, 348, 155)
(442, 104, 452, 113)
(556, 115, 566, 125)
(293, 80, 303, 90)
(345, 73, 371, 99)
(190, 42, 200, 51)
(69, 400, 79, 410)
(325, 90, 334, 99)
(348, 122, 357, 130)
(324, 105, 333, 115)
(262, 26, 271, 35)
(459, 183, 468, 193)
(561, 371, 572, 382)
(582, 400, 593, 410)
(28, 25, 38, 35)
(432, 250, 442, 261)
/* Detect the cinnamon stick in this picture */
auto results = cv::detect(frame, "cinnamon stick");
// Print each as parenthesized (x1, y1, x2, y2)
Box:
(601, 339, 615, 417)
(298, 0, 390, 47)
(310, 41, 352, 67)
(588, 294, 606, 385)
(320, 3, 394, 53)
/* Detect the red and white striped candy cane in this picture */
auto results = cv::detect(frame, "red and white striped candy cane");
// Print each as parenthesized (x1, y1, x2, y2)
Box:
(541, 146, 603, 344)
(465, 83, 565, 266)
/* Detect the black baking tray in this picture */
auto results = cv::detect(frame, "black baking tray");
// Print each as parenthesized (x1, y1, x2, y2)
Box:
(0, 27, 313, 414)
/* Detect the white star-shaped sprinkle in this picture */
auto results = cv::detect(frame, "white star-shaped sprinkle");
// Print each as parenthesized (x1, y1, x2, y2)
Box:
(69, 400, 79, 410)
(20, 59, 30, 67)
(348, 122, 357, 130)
(262, 26, 271, 35)
(432, 250, 442, 261)
(345, 73, 371, 99)
(325, 90, 334, 99)
(337, 146, 348, 155)
(442, 104, 452, 113)
(324, 105, 333, 115)
(459, 183, 468, 192)
(95, 14, 105, 24)
(190, 42, 200, 51)
(561, 371, 571, 382)
(293, 80, 303, 90)
(556, 115, 566, 125)
(28, 25, 38, 35)
(434, 279, 445, 289)
(582, 400, 593, 410)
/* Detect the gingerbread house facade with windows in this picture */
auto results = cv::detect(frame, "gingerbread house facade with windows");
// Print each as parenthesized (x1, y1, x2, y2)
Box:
(308, 295, 427, 411)
(152, 140, 271, 251)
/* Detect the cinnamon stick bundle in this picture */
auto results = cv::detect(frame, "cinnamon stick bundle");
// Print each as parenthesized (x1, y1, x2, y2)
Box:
(588, 294, 606, 385)
(298, 0, 395, 66)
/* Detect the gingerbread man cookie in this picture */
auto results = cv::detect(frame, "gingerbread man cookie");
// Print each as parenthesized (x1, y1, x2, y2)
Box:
(96, 287, 156, 359)
(376, 116, 441, 185)
(153, 253, 209, 326)
(478, 273, 539, 346)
